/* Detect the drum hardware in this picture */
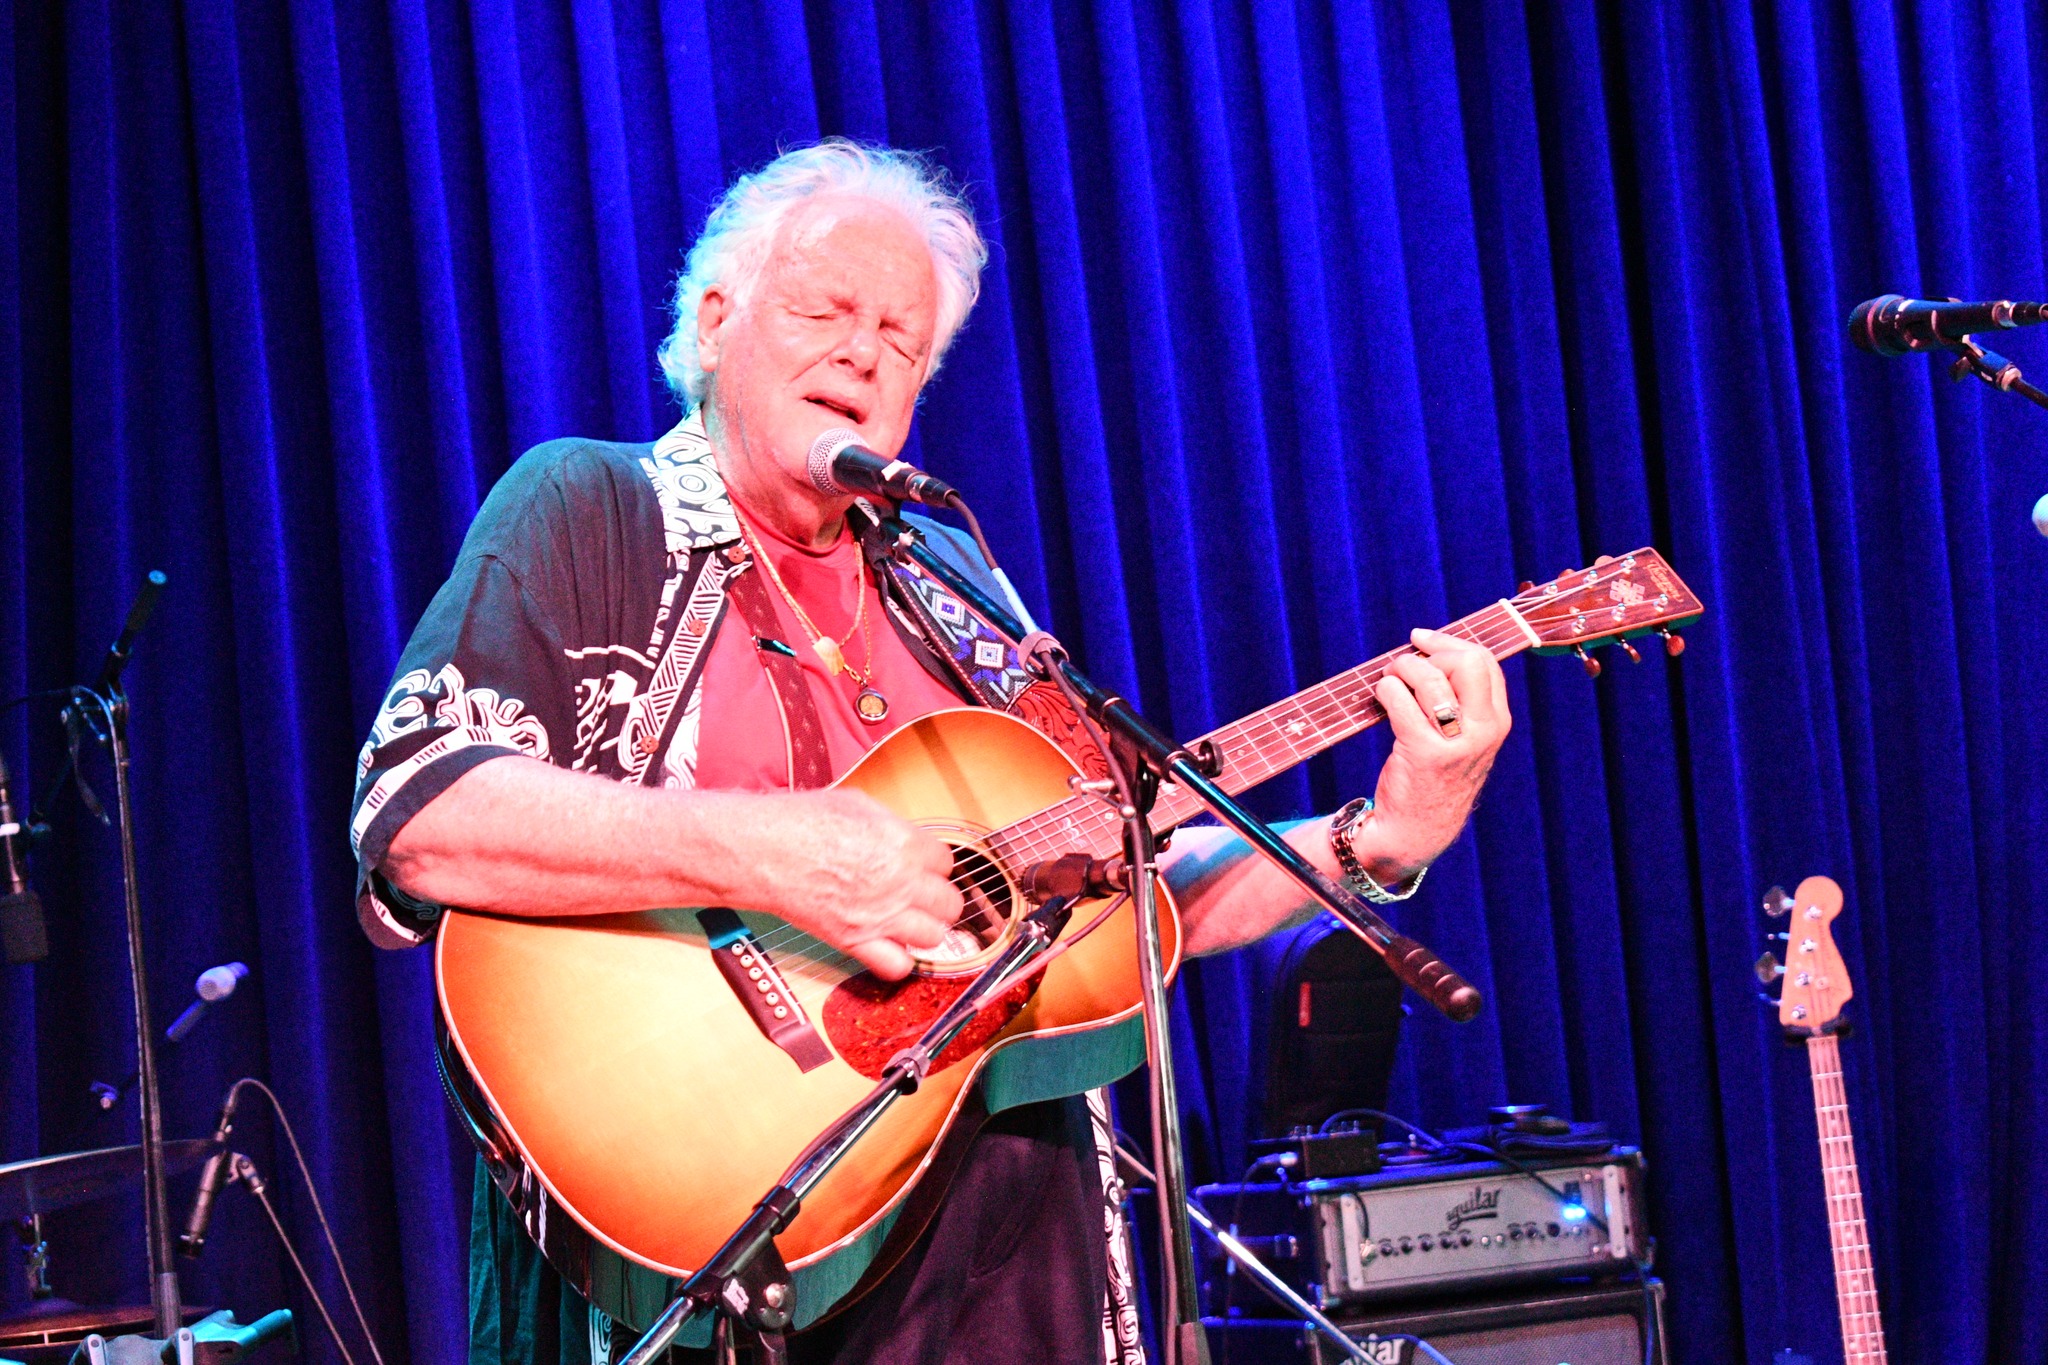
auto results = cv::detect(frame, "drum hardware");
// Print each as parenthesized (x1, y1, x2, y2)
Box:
(18, 572, 181, 1338)
(0, 1142, 287, 1365)
(5, 578, 323, 1365)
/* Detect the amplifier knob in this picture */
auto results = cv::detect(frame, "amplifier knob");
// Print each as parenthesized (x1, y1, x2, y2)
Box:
(1507, 1226, 1522, 1241)
(1398, 1238, 1412, 1254)
(1379, 1239, 1395, 1257)
(1547, 1223, 1561, 1238)
(1418, 1236, 1433, 1251)
(1459, 1231, 1473, 1247)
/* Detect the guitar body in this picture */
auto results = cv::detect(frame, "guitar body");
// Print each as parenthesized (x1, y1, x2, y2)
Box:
(435, 708, 1179, 1325)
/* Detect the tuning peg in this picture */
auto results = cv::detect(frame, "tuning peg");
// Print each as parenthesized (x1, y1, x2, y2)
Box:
(1754, 951, 1784, 985)
(1573, 646, 1601, 678)
(1518, 580, 1536, 595)
(1594, 554, 1615, 566)
(1658, 629, 1685, 658)
(1762, 886, 1793, 918)
(1619, 639, 1642, 664)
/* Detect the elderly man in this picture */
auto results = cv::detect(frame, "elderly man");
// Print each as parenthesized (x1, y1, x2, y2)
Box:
(350, 140, 1509, 1365)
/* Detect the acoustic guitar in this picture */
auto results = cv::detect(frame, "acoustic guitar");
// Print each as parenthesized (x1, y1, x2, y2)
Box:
(436, 549, 1703, 1327)
(1758, 875, 1888, 1365)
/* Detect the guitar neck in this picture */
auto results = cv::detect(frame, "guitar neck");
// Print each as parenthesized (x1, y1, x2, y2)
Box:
(988, 600, 1538, 867)
(1807, 1033, 1887, 1365)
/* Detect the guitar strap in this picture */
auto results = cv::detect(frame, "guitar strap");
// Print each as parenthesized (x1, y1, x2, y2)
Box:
(873, 529, 1111, 782)
(720, 554, 835, 791)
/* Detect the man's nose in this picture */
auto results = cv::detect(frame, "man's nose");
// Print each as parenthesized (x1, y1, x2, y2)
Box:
(834, 317, 881, 374)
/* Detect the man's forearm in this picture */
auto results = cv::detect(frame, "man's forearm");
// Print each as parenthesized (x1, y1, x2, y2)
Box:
(382, 755, 793, 916)
(1165, 820, 1333, 957)
(1165, 814, 1443, 958)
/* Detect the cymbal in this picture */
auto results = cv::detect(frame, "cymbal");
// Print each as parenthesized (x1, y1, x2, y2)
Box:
(0, 1140, 218, 1223)
(0, 1302, 213, 1364)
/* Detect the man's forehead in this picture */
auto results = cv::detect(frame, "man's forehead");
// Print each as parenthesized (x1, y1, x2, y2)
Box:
(769, 197, 933, 287)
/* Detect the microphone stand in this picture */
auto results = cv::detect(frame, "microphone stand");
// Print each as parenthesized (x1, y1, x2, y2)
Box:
(882, 514, 1481, 1365)
(614, 894, 1080, 1365)
(40, 571, 179, 1337)
(1940, 334, 2048, 411)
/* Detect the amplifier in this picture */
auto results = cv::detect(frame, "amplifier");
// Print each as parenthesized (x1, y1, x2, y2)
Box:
(1203, 1278, 1668, 1365)
(1196, 1147, 1648, 1312)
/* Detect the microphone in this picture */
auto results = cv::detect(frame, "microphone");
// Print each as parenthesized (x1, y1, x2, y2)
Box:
(167, 962, 249, 1043)
(1849, 294, 2048, 356)
(0, 748, 46, 965)
(178, 1084, 242, 1258)
(805, 428, 959, 507)
(1019, 854, 1130, 905)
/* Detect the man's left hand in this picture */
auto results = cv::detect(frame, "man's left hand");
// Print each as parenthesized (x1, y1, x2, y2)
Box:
(1356, 628, 1513, 882)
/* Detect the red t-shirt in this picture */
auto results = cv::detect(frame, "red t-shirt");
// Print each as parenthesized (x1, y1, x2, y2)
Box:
(690, 505, 965, 791)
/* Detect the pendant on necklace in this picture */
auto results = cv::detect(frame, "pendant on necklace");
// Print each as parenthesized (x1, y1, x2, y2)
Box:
(812, 636, 846, 675)
(855, 687, 891, 724)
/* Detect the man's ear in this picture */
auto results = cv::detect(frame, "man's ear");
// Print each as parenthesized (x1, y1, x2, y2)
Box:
(697, 285, 733, 374)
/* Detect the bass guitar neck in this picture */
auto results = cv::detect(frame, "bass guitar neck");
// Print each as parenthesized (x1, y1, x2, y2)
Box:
(1805, 1032, 1886, 1364)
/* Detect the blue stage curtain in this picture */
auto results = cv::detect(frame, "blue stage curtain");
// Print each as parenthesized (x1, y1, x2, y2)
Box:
(4, 2, 2043, 1362)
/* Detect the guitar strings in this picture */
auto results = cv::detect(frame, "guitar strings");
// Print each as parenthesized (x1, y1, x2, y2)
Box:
(729, 578, 1663, 967)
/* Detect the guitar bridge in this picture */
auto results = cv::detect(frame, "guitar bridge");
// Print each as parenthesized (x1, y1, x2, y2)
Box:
(696, 909, 834, 1073)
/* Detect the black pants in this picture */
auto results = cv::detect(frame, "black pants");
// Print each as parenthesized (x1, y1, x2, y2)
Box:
(471, 1099, 1108, 1365)
(782, 1098, 1108, 1364)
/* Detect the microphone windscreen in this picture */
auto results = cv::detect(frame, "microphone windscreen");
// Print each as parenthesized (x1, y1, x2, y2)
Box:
(805, 427, 865, 494)
(2034, 494, 2048, 538)
(196, 961, 249, 1002)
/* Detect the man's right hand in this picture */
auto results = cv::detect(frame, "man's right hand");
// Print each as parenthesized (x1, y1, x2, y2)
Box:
(382, 757, 964, 982)
(750, 789, 964, 980)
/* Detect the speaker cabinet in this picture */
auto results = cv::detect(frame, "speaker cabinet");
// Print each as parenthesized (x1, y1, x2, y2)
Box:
(1204, 1278, 1668, 1365)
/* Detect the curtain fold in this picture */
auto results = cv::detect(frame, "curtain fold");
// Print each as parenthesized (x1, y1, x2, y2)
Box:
(6, 3, 2044, 1362)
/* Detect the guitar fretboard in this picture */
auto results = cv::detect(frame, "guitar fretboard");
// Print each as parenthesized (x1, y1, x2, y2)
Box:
(984, 600, 1535, 871)
(1808, 1033, 1887, 1364)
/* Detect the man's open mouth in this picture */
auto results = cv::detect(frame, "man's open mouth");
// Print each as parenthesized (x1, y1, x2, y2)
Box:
(806, 395, 866, 425)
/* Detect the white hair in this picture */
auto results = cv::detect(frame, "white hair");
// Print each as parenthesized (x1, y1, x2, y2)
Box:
(656, 140, 988, 410)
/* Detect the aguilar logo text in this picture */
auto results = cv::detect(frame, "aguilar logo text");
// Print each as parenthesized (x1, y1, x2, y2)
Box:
(1443, 1185, 1501, 1231)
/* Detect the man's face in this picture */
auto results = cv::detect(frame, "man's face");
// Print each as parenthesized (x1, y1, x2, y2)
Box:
(699, 197, 941, 497)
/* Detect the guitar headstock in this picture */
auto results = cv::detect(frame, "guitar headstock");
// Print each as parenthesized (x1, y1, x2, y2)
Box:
(1754, 875, 1854, 1035)
(1512, 549, 1704, 672)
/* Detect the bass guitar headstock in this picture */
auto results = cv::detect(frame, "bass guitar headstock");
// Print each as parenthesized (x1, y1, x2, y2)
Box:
(1754, 875, 1854, 1036)
(1511, 548, 1705, 676)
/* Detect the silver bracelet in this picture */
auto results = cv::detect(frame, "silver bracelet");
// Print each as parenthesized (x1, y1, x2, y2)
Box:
(1328, 797, 1428, 904)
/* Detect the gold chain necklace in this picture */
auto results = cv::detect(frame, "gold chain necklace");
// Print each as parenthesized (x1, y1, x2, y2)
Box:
(737, 515, 891, 723)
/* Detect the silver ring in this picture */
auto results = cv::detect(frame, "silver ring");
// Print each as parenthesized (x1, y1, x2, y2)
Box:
(1433, 704, 1464, 738)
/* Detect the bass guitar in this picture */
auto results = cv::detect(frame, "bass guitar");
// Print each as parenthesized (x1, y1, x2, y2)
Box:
(437, 549, 1703, 1328)
(1757, 875, 1888, 1365)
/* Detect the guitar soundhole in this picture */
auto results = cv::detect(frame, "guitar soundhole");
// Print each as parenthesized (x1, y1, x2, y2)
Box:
(908, 835, 1019, 978)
